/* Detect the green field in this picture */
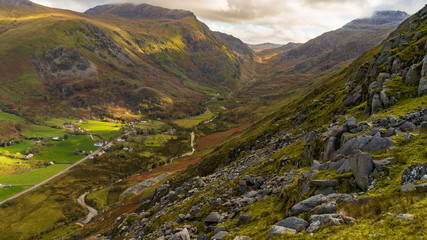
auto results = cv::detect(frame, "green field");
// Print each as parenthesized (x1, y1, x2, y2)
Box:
(0, 112, 26, 123)
(0, 140, 32, 154)
(0, 186, 31, 201)
(33, 135, 97, 163)
(173, 111, 215, 128)
(43, 118, 75, 127)
(22, 125, 66, 139)
(136, 120, 163, 128)
(78, 120, 122, 140)
(144, 134, 176, 147)
(0, 164, 69, 185)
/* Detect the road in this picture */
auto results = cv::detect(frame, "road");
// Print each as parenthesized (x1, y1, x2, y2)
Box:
(181, 131, 195, 157)
(77, 192, 98, 225)
(0, 134, 122, 206)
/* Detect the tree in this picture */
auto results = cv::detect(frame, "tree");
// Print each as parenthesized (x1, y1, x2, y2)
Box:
(63, 134, 69, 140)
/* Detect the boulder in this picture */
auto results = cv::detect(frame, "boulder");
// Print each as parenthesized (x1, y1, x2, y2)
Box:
(246, 190, 258, 198)
(304, 131, 316, 144)
(349, 152, 374, 191)
(171, 228, 190, 240)
(400, 122, 417, 132)
(405, 67, 421, 86)
(394, 214, 413, 221)
(343, 86, 362, 107)
(422, 55, 427, 77)
(344, 116, 358, 129)
(314, 203, 337, 214)
(212, 231, 228, 240)
(237, 215, 250, 226)
(372, 93, 384, 114)
(205, 212, 221, 224)
(309, 214, 344, 226)
(323, 137, 337, 161)
(336, 159, 351, 174)
(401, 162, 427, 185)
(291, 194, 331, 216)
(337, 135, 393, 156)
(306, 220, 321, 233)
(239, 180, 247, 193)
(274, 217, 309, 232)
(214, 226, 229, 235)
(328, 193, 355, 203)
(267, 225, 296, 237)
(419, 77, 427, 96)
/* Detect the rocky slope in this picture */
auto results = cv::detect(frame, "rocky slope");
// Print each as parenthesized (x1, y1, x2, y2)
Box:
(90, 5, 427, 240)
(0, 2, 255, 120)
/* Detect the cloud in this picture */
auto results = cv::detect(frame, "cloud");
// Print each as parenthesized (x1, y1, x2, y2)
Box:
(31, 0, 426, 44)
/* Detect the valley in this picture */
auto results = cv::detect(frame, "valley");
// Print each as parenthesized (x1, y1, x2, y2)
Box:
(0, 1, 426, 240)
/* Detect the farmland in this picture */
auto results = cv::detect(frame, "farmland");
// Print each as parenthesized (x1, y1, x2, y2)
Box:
(173, 111, 216, 128)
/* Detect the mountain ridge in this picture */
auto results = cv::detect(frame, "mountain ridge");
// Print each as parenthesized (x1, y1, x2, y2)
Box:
(85, 3, 196, 20)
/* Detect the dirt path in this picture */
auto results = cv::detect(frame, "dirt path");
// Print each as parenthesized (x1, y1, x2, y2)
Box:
(181, 131, 195, 157)
(77, 192, 98, 225)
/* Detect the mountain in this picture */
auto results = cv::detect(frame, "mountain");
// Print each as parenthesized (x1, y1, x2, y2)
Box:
(248, 42, 283, 52)
(0, 2, 255, 120)
(268, 11, 410, 75)
(245, 10, 410, 99)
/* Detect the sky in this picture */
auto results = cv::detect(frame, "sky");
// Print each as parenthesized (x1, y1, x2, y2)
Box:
(31, 0, 426, 44)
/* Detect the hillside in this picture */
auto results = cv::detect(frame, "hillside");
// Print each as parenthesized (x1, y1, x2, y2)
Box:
(81, 5, 426, 240)
(0, 1, 255, 121)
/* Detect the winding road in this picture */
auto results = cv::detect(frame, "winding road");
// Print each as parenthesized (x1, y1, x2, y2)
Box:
(77, 192, 98, 225)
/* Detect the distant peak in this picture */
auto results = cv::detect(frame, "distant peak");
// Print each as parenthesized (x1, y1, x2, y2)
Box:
(345, 10, 409, 28)
(0, 0, 33, 7)
(85, 3, 196, 20)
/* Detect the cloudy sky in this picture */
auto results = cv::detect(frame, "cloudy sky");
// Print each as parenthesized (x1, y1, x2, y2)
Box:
(31, 0, 426, 44)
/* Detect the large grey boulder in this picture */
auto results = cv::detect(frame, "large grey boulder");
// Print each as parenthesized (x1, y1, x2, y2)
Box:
(401, 162, 427, 185)
(344, 116, 358, 129)
(337, 135, 393, 156)
(323, 137, 337, 161)
(405, 66, 421, 86)
(419, 77, 427, 96)
(315, 203, 337, 214)
(422, 55, 427, 77)
(291, 194, 331, 215)
(274, 217, 309, 232)
(205, 212, 221, 224)
(268, 225, 296, 237)
(372, 93, 384, 114)
(171, 228, 190, 240)
(400, 122, 417, 132)
(349, 152, 374, 191)
(212, 231, 228, 240)
(304, 131, 316, 144)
